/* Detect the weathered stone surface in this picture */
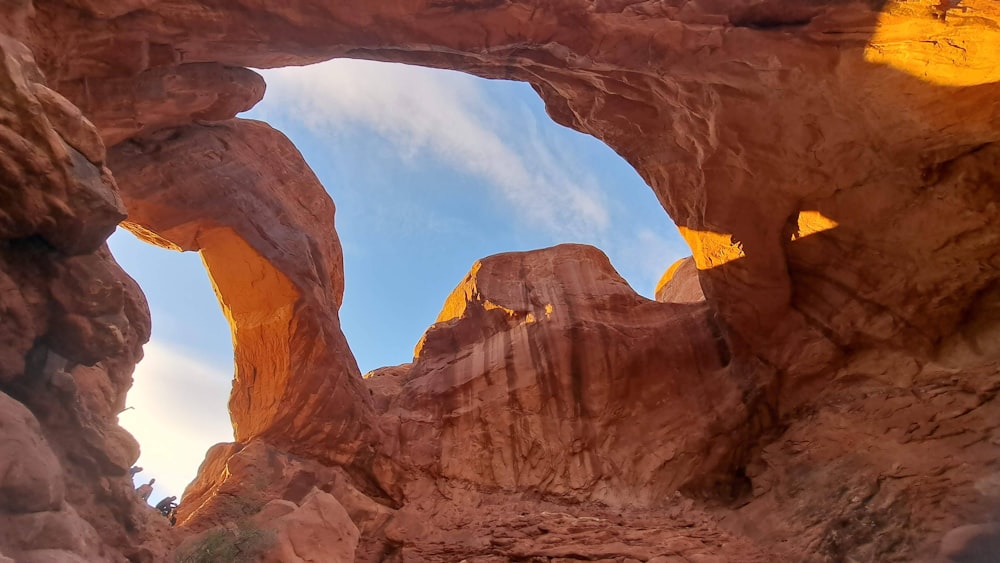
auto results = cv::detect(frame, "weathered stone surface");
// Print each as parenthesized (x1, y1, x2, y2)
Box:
(58, 63, 265, 147)
(176, 439, 394, 533)
(255, 489, 360, 563)
(0, 29, 167, 563)
(726, 347, 1000, 560)
(174, 490, 359, 563)
(376, 244, 768, 505)
(176, 437, 785, 562)
(21, 0, 1000, 398)
(0, 507, 106, 559)
(0, 392, 64, 514)
(0, 33, 124, 256)
(938, 522, 1000, 563)
(46, 251, 132, 366)
(175, 440, 331, 531)
(108, 118, 380, 462)
(375, 490, 782, 562)
(173, 442, 247, 529)
(174, 439, 396, 561)
(655, 257, 705, 304)
(0, 0, 30, 42)
(2, 0, 999, 561)
(0, 393, 168, 561)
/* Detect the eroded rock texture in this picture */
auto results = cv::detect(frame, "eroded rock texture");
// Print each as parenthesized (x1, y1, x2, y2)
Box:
(107, 118, 378, 462)
(1, 0, 999, 561)
(373, 244, 768, 505)
(655, 257, 705, 304)
(0, 31, 170, 562)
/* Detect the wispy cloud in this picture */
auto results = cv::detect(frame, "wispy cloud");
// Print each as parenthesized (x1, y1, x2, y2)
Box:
(257, 60, 609, 238)
(253, 59, 691, 297)
(633, 228, 690, 294)
(118, 341, 234, 503)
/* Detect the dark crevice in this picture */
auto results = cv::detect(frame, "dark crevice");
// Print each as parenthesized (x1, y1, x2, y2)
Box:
(428, 0, 509, 13)
(731, 15, 816, 30)
(920, 142, 994, 186)
(729, 7, 819, 31)
(706, 312, 732, 368)
(343, 445, 403, 509)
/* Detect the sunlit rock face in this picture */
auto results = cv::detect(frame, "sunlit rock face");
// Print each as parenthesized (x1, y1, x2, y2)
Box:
(0, 0, 998, 561)
(22, 0, 1000, 381)
(655, 257, 705, 304)
(106, 118, 381, 464)
(373, 244, 769, 505)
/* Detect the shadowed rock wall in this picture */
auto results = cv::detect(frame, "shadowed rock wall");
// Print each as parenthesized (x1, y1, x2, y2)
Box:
(0, 0, 998, 561)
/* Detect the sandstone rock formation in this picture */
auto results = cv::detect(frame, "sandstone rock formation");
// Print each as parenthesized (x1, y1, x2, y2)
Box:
(655, 257, 705, 304)
(0, 0, 998, 561)
(107, 119, 379, 463)
(175, 487, 360, 563)
(373, 244, 769, 505)
(0, 30, 170, 562)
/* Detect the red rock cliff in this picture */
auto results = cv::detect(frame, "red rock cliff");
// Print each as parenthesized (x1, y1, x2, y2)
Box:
(374, 244, 768, 505)
(0, 0, 998, 561)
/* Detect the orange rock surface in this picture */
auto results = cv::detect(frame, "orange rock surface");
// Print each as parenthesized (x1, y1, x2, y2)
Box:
(19, 0, 999, 377)
(0, 0, 998, 561)
(107, 119, 380, 461)
(375, 244, 768, 505)
(655, 257, 705, 304)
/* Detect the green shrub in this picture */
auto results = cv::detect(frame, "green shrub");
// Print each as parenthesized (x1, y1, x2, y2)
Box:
(175, 521, 274, 563)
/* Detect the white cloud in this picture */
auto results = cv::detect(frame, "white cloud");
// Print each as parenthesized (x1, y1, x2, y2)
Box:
(252, 59, 692, 297)
(257, 60, 609, 238)
(119, 341, 234, 504)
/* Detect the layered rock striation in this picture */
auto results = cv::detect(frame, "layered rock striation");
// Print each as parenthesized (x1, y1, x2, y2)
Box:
(372, 244, 769, 505)
(0, 0, 998, 561)
(655, 257, 705, 304)
(107, 119, 379, 462)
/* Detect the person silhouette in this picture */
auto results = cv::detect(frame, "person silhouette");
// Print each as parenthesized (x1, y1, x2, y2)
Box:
(154, 496, 177, 513)
(135, 478, 155, 501)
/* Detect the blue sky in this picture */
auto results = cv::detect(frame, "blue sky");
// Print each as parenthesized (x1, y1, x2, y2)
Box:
(111, 60, 689, 503)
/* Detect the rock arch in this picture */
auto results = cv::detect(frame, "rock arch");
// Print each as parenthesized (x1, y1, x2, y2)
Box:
(0, 0, 998, 560)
